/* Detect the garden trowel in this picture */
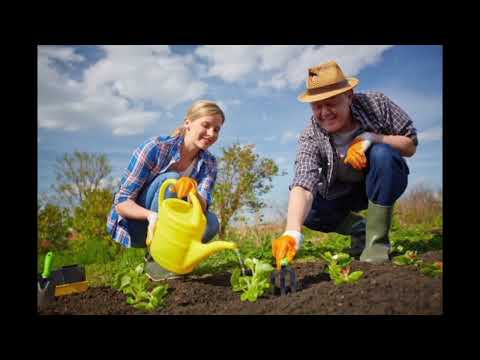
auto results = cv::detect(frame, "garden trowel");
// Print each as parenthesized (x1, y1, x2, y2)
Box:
(38, 251, 55, 309)
(270, 258, 297, 296)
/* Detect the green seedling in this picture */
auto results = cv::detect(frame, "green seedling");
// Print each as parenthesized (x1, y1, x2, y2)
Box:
(230, 258, 274, 302)
(328, 264, 364, 285)
(419, 261, 443, 278)
(320, 251, 363, 285)
(393, 252, 443, 278)
(393, 250, 422, 266)
(112, 263, 169, 311)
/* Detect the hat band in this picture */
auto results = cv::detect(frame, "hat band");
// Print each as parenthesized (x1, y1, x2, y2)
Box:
(306, 79, 350, 96)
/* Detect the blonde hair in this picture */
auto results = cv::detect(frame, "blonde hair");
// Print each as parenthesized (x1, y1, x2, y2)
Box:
(171, 100, 225, 137)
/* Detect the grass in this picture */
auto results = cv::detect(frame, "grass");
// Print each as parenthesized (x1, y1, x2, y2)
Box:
(38, 184, 443, 288)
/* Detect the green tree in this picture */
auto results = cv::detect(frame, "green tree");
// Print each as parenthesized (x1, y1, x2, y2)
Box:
(212, 143, 284, 239)
(71, 188, 121, 262)
(37, 202, 72, 253)
(52, 151, 113, 210)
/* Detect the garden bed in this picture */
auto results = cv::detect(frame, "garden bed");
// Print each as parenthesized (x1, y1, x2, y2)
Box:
(38, 250, 442, 315)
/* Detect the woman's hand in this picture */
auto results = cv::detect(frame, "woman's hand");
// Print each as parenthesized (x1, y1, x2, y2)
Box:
(174, 177, 198, 198)
(146, 211, 158, 247)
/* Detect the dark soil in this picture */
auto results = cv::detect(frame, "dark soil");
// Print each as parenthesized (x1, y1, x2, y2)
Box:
(38, 251, 442, 315)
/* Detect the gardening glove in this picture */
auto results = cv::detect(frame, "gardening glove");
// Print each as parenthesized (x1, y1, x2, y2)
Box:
(272, 230, 304, 270)
(146, 211, 158, 247)
(174, 176, 198, 199)
(344, 132, 379, 170)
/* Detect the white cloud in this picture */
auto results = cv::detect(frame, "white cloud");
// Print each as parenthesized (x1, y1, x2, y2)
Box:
(281, 131, 299, 144)
(259, 45, 394, 90)
(195, 45, 393, 92)
(376, 87, 442, 130)
(418, 126, 442, 143)
(38, 45, 208, 136)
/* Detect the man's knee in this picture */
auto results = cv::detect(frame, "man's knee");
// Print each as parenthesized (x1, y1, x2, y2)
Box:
(369, 143, 398, 164)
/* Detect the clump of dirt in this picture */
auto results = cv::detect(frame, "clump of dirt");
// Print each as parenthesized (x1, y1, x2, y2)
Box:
(39, 250, 442, 315)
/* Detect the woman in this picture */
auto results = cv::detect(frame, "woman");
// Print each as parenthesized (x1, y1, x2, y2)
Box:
(107, 100, 224, 281)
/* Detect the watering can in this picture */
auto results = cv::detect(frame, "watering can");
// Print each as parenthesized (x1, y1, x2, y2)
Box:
(148, 178, 237, 274)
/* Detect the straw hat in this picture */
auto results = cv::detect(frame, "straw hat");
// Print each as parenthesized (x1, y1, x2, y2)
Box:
(297, 61, 359, 103)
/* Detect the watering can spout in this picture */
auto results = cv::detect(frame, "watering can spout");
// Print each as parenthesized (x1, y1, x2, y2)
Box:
(184, 240, 238, 273)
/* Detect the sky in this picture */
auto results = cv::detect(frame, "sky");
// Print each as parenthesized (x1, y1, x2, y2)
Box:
(37, 45, 443, 222)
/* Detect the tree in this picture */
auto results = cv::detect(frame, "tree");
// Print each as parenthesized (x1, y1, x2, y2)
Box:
(52, 151, 113, 210)
(71, 188, 121, 262)
(212, 143, 284, 239)
(37, 202, 72, 253)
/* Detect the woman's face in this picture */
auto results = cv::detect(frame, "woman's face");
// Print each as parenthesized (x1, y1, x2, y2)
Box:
(310, 92, 353, 133)
(185, 114, 223, 150)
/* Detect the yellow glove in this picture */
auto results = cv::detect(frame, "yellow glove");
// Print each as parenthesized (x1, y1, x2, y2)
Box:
(344, 132, 378, 170)
(174, 177, 198, 199)
(272, 231, 303, 270)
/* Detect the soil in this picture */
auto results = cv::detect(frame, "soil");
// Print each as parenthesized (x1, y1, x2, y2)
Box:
(38, 250, 442, 315)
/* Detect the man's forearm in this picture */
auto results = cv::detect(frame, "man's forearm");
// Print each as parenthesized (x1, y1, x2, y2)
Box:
(375, 134, 416, 157)
(285, 186, 314, 232)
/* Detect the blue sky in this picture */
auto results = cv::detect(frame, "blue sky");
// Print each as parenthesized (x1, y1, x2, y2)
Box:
(38, 45, 442, 221)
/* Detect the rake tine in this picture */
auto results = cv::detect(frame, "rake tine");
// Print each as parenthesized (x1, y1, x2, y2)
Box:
(270, 271, 276, 294)
(280, 265, 286, 296)
(287, 266, 296, 293)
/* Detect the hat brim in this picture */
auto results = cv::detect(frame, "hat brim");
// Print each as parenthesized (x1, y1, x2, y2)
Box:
(297, 78, 359, 103)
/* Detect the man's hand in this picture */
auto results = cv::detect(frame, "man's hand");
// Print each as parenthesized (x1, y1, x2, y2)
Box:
(344, 132, 379, 170)
(272, 231, 304, 270)
(174, 177, 198, 199)
(146, 211, 158, 247)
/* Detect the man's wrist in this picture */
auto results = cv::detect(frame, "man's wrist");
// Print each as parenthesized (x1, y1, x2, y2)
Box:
(283, 230, 304, 250)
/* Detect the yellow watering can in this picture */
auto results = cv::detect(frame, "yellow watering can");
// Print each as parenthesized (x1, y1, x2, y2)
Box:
(148, 178, 237, 274)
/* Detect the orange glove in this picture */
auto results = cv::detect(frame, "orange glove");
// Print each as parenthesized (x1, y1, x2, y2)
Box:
(272, 232, 302, 270)
(173, 177, 198, 199)
(344, 132, 378, 170)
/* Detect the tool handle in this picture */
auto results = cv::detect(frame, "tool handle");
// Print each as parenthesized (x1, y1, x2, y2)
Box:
(42, 251, 54, 278)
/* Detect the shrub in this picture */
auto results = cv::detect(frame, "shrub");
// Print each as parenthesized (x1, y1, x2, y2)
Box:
(38, 202, 72, 253)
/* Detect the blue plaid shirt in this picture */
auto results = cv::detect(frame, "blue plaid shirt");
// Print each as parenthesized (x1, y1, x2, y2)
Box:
(107, 135, 218, 247)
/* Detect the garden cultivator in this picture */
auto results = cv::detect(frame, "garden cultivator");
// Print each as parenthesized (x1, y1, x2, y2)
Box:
(270, 259, 297, 296)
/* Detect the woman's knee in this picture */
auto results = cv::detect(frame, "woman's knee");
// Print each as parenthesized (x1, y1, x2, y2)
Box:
(149, 172, 181, 191)
(203, 211, 220, 242)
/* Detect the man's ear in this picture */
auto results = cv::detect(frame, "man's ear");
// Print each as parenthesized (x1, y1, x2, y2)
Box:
(346, 90, 354, 104)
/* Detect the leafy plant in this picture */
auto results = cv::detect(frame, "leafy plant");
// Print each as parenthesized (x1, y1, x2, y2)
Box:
(230, 258, 274, 302)
(328, 264, 364, 285)
(320, 251, 363, 285)
(419, 261, 443, 278)
(393, 251, 422, 266)
(112, 263, 169, 311)
(393, 252, 443, 278)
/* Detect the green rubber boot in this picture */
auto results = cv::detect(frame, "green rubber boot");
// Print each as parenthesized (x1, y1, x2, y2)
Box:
(360, 200, 394, 264)
(335, 212, 366, 258)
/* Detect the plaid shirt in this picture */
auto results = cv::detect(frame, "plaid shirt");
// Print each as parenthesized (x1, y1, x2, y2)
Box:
(107, 135, 218, 247)
(291, 91, 418, 200)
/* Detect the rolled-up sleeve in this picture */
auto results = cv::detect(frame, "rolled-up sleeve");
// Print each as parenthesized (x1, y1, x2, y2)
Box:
(290, 132, 323, 196)
(114, 140, 159, 205)
(379, 92, 419, 147)
(197, 157, 217, 209)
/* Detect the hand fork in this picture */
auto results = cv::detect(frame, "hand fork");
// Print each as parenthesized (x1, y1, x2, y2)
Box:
(270, 259, 297, 296)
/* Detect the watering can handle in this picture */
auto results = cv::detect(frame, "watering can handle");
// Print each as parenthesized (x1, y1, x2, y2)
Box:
(158, 178, 179, 206)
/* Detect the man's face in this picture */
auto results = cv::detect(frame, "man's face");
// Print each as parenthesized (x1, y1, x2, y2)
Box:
(310, 92, 353, 133)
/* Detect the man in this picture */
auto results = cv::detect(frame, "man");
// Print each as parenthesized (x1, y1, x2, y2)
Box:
(272, 60, 418, 268)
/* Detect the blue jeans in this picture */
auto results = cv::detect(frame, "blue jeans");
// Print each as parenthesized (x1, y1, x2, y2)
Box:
(304, 144, 409, 233)
(127, 172, 220, 248)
